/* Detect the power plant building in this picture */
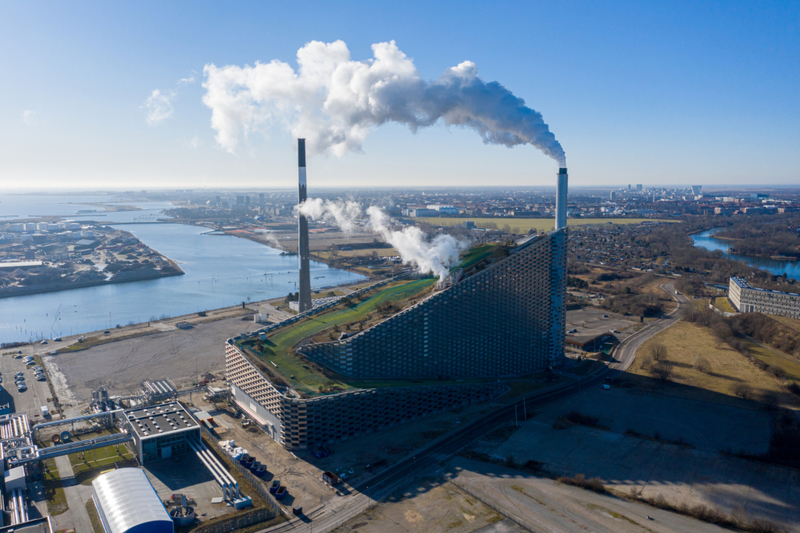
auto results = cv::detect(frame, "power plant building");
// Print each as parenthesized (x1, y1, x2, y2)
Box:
(729, 277, 800, 319)
(301, 230, 566, 378)
(126, 402, 200, 464)
(225, 225, 567, 449)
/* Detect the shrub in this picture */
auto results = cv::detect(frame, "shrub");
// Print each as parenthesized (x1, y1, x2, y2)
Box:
(651, 360, 674, 381)
(694, 355, 711, 374)
(732, 383, 752, 400)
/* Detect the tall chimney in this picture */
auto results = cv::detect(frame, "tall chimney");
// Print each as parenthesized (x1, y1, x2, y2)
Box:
(556, 167, 568, 230)
(297, 139, 312, 312)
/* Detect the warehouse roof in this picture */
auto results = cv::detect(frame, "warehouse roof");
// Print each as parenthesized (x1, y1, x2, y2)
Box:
(125, 402, 198, 439)
(92, 468, 172, 533)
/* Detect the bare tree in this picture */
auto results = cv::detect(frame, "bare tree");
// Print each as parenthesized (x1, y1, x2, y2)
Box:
(732, 383, 752, 400)
(693, 355, 711, 374)
(651, 360, 673, 381)
(650, 343, 668, 361)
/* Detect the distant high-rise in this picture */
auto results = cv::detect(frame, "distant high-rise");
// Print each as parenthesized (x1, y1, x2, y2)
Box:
(297, 139, 312, 312)
(610, 191, 617, 200)
(691, 185, 702, 195)
(636, 184, 643, 192)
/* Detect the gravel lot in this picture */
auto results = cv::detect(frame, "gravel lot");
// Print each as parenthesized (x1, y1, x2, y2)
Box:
(45, 314, 263, 403)
(469, 387, 797, 531)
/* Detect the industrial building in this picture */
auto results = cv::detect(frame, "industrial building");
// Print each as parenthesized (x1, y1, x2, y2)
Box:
(126, 402, 201, 464)
(92, 468, 174, 533)
(301, 230, 567, 378)
(224, 165, 569, 449)
(729, 277, 800, 318)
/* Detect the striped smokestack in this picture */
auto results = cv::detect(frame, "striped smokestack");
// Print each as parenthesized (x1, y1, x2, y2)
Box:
(555, 168, 568, 230)
(297, 139, 312, 312)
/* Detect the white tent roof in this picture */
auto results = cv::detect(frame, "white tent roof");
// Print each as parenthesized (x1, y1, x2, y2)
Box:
(92, 468, 173, 533)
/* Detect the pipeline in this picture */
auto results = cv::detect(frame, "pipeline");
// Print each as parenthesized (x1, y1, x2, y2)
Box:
(187, 440, 231, 499)
(17, 489, 27, 523)
(188, 439, 239, 499)
(11, 489, 20, 524)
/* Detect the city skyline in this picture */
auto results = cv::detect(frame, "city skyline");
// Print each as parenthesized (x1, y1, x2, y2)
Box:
(1, 1, 799, 189)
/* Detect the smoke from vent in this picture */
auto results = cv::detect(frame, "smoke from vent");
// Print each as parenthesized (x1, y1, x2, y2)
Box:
(296, 199, 469, 281)
(203, 40, 565, 166)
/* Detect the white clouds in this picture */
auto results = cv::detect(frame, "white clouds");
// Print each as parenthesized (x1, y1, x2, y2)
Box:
(201, 40, 565, 165)
(178, 75, 196, 85)
(22, 110, 36, 125)
(143, 89, 175, 126)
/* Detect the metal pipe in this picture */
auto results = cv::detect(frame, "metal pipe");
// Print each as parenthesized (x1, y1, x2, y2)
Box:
(17, 489, 27, 523)
(11, 489, 20, 524)
(187, 440, 230, 498)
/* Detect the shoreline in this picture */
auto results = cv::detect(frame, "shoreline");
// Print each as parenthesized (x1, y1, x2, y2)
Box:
(0, 263, 184, 300)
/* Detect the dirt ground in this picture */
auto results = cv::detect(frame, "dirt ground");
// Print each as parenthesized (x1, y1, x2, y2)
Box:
(466, 386, 799, 532)
(333, 479, 508, 533)
(192, 394, 497, 515)
(45, 313, 264, 408)
(444, 458, 733, 533)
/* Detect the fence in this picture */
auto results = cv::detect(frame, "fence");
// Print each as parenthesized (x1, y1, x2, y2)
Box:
(192, 507, 276, 533)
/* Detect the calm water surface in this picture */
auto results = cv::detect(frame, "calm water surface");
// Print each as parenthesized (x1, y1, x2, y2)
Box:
(691, 229, 800, 281)
(0, 211, 364, 342)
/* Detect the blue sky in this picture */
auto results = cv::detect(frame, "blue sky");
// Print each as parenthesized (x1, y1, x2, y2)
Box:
(1, 0, 798, 190)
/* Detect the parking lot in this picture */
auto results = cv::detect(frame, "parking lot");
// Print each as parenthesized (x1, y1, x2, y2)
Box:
(0, 346, 55, 421)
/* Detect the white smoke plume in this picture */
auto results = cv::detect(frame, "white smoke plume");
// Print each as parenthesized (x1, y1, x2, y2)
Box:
(366, 206, 470, 281)
(203, 40, 565, 166)
(296, 198, 469, 280)
(295, 198, 362, 235)
(254, 228, 281, 248)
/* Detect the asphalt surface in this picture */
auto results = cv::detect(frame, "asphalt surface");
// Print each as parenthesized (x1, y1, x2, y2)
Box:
(261, 282, 688, 533)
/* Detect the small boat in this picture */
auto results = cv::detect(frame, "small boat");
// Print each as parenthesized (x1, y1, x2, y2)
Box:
(250, 461, 261, 472)
(275, 486, 287, 500)
(269, 480, 280, 494)
(239, 453, 251, 465)
(255, 464, 267, 477)
(245, 456, 256, 468)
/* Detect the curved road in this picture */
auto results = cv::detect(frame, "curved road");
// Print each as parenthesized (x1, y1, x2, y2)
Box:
(263, 282, 688, 533)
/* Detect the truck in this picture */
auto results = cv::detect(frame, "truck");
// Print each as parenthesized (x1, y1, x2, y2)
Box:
(322, 471, 340, 485)
(41, 406, 50, 418)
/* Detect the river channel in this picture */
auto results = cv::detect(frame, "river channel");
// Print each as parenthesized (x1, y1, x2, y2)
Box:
(0, 196, 365, 343)
(691, 229, 800, 281)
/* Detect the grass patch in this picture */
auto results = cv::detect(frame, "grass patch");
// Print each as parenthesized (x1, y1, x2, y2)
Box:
(500, 379, 553, 401)
(626, 321, 800, 409)
(412, 217, 676, 233)
(711, 296, 736, 313)
(742, 340, 800, 384)
(70, 442, 135, 474)
(86, 498, 105, 533)
(240, 277, 436, 394)
(42, 458, 68, 516)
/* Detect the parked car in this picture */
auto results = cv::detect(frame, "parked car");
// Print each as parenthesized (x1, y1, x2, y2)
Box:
(14, 372, 24, 378)
(40, 340, 47, 345)
(53, 337, 62, 342)
(36, 375, 46, 382)
(17, 384, 27, 392)
(601, 384, 611, 390)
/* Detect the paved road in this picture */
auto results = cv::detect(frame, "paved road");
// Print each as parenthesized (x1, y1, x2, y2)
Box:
(260, 283, 689, 533)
